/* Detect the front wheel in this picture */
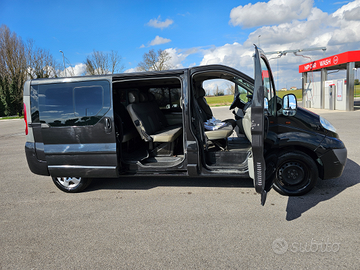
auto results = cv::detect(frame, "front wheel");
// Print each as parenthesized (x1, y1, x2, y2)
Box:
(52, 177, 92, 193)
(273, 151, 318, 196)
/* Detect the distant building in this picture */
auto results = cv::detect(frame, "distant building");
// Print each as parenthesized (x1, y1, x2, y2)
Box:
(290, 86, 297, 91)
(280, 87, 287, 91)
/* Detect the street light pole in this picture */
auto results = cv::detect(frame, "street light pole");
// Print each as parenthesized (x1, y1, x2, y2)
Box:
(59, 50, 67, 77)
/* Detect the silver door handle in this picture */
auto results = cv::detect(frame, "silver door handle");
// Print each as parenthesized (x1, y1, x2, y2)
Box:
(105, 117, 112, 133)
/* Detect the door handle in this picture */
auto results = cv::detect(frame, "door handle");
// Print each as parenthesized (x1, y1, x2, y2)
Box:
(105, 117, 112, 133)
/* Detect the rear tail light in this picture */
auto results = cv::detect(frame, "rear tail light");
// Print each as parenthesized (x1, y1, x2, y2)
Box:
(24, 103, 28, 135)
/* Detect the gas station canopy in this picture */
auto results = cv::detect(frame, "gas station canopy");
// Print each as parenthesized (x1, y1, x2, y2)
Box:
(299, 50, 360, 111)
(299, 50, 360, 72)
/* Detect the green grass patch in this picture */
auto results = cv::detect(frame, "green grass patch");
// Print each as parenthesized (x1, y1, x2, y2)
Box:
(205, 95, 234, 106)
(276, 89, 303, 101)
(277, 87, 360, 99)
(355, 85, 360, 97)
(0, 116, 23, 120)
(206, 90, 304, 107)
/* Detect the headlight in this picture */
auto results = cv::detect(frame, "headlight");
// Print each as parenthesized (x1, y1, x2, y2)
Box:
(320, 116, 337, 133)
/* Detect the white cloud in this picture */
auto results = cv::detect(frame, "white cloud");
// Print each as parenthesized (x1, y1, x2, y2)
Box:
(124, 67, 138, 73)
(147, 16, 174, 29)
(164, 48, 188, 69)
(333, 0, 360, 19)
(328, 0, 360, 45)
(72, 63, 87, 76)
(203, 79, 235, 96)
(200, 43, 254, 77)
(149, 35, 171, 46)
(230, 0, 314, 28)
(243, 7, 329, 48)
(202, 0, 360, 89)
(59, 63, 86, 77)
(343, 6, 360, 20)
(243, 1, 360, 50)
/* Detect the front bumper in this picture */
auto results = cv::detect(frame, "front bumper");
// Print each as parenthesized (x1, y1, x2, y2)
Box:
(318, 138, 347, 180)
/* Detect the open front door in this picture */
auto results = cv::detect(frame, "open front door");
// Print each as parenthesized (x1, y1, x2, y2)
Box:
(249, 46, 275, 205)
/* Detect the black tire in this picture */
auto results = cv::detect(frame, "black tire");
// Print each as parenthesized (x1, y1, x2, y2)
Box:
(52, 177, 92, 193)
(273, 151, 318, 196)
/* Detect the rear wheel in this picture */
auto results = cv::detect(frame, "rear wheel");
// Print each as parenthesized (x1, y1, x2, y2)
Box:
(273, 151, 318, 196)
(52, 177, 92, 193)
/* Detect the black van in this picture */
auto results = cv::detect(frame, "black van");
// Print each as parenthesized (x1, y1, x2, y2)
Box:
(23, 47, 347, 205)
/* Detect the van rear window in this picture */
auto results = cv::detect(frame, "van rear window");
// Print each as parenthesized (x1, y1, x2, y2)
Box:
(149, 87, 181, 111)
(38, 80, 110, 126)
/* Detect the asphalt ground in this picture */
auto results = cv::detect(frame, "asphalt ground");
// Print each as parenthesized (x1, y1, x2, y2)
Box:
(0, 106, 359, 269)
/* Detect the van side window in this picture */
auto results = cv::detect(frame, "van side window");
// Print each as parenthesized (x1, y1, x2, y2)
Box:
(30, 85, 40, 123)
(74, 86, 104, 117)
(38, 80, 110, 126)
(237, 85, 249, 103)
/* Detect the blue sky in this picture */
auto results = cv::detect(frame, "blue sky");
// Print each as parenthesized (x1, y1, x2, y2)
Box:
(1, 0, 360, 88)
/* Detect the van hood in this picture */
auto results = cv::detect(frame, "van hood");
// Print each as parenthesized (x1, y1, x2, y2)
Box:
(295, 107, 338, 138)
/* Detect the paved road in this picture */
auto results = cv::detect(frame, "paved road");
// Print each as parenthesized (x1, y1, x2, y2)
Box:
(0, 109, 359, 269)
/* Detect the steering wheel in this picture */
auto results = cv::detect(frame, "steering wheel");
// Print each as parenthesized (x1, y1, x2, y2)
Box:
(230, 92, 246, 110)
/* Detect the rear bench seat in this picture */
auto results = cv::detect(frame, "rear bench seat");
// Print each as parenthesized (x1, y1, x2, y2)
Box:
(127, 91, 182, 143)
(114, 103, 138, 143)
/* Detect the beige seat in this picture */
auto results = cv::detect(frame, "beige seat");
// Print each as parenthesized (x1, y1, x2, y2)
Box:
(126, 91, 182, 143)
(205, 125, 233, 140)
(242, 107, 252, 143)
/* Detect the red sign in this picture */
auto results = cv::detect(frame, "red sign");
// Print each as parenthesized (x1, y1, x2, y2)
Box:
(299, 50, 360, 73)
(262, 70, 269, 79)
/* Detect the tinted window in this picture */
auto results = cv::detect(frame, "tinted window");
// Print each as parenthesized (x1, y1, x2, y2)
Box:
(74, 86, 104, 117)
(38, 80, 110, 126)
(170, 88, 181, 109)
(149, 87, 181, 111)
(30, 85, 40, 123)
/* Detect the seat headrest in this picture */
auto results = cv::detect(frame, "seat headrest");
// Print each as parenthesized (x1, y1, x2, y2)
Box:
(198, 86, 206, 97)
(148, 92, 156, 102)
(194, 84, 206, 99)
(139, 92, 148, 103)
(128, 91, 139, 104)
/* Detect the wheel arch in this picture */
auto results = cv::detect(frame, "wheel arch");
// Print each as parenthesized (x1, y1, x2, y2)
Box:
(266, 145, 324, 180)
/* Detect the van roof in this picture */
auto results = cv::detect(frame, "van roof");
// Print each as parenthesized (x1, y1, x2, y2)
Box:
(28, 64, 253, 85)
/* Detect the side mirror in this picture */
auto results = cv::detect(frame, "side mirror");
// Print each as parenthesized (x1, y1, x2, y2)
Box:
(282, 94, 297, 116)
(264, 97, 269, 111)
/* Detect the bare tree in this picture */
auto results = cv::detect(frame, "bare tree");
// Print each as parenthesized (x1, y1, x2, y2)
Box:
(0, 24, 27, 116)
(0, 25, 59, 116)
(226, 82, 236, 95)
(137, 49, 172, 71)
(85, 50, 124, 75)
(26, 39, 59, 79)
